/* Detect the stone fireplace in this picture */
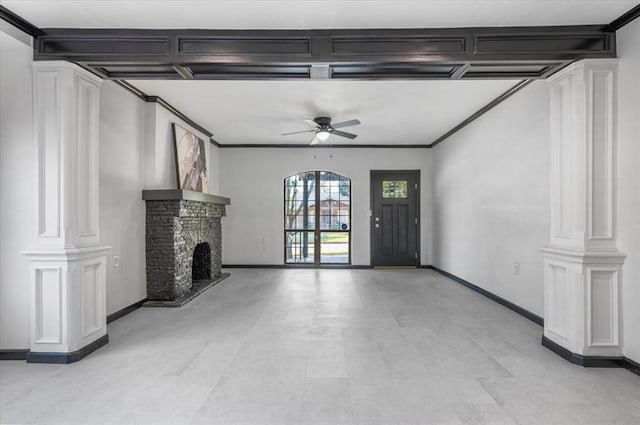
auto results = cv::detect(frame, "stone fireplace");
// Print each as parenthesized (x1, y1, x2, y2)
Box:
(142, 190, 230, 306)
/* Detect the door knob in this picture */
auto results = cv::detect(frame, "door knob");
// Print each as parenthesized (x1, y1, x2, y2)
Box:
(375, 223, 380, 228)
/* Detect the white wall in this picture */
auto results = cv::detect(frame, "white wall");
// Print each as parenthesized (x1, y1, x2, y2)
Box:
(146, 106, 214, 192)
(99, 81, 148, 315)
(0, 30, 34, 349)
(617, 19, 640, 364)
(209, 143, 221, 195)
(219, 148, 433, 266)
(432, 81, 551, 317)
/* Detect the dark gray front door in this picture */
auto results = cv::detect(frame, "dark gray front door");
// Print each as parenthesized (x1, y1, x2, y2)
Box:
(371, 170, 419, 266)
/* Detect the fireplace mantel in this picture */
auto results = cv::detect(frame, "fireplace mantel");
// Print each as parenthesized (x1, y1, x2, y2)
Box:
(142, 189, 230, 205)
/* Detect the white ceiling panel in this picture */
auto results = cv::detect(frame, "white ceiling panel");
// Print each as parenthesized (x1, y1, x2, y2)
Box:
(1, 1, 635, 29)
(128, 79, 517, 145)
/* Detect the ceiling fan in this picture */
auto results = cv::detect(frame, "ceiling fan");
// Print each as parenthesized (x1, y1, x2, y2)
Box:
(281, 117, 361, 145)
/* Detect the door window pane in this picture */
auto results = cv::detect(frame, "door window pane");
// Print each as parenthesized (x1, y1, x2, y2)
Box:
(320, 232, 349, 264)
(382, 180, 408, 198)
(285, 231, 315, 263)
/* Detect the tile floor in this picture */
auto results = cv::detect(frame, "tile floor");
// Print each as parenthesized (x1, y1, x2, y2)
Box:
(1, 269, 638, 425)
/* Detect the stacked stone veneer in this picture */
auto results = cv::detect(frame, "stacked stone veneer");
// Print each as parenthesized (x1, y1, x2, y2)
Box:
(145, 197, 226, 301)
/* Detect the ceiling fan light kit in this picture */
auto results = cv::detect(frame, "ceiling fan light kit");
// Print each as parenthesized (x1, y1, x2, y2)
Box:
(282, 116, 361, 145)
(316, 130, 331, 141)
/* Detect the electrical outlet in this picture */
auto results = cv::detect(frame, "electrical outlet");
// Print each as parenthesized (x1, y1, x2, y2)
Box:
(513, 262, 520, 275)
(113, 255, 120, 268)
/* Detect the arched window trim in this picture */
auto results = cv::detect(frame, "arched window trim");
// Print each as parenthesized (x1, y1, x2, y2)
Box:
(284, 171, 351, 265)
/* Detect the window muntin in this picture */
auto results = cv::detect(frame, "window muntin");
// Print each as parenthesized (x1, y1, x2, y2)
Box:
(284, 171, 351, 264)
(285, 231, 315, 264)
(382, 180, 408, 198)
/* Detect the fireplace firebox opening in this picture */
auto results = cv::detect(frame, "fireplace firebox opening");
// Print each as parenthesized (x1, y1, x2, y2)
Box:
(192, 242, 212, 281)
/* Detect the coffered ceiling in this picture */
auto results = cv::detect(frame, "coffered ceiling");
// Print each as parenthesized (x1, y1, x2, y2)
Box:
(1, 0, 635, 146)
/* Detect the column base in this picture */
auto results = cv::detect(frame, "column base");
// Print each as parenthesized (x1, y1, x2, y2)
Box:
(540, 246, 625, 360)
(26, 334, 109, 364)
(541, 336, 624, 368)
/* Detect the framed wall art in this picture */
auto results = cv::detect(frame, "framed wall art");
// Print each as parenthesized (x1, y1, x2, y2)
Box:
(172, 123, 209, 193)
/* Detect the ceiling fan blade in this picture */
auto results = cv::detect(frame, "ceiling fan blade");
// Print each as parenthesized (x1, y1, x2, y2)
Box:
(310, 135, 321, 145)
(303, 118, 318, 127)
(281, 129, 316, 136)
(331, 119, 361, 129)
(331, 130, 358, 140)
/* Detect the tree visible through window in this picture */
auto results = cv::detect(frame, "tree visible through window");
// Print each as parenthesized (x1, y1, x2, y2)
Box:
(284, 171, 351, 264)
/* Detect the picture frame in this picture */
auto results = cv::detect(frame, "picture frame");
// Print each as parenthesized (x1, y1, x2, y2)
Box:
(172, 123, 209, 193)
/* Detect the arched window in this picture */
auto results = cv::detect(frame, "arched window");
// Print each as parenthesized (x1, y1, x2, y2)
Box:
(284, 171, 351, 264)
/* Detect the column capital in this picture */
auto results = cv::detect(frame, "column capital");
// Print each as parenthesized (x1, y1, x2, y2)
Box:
(540, 246, 626, 265)
(547, 58, 618, 85)
(32, 60, 103, 86)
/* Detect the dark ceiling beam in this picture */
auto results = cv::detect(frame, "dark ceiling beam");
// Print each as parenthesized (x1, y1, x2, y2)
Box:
(33, 26, 615, 80)
(0, 5, 632, 148)
(608, 3, 640, 31)
(173, 65, 194, 79)
(450, 63, 470, 79)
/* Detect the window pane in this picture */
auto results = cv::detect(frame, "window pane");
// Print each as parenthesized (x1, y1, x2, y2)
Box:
(319, 213, 350, 230)
(320, 232, 349, 264)
(284, 172, 315, 229)
(285, 214, 313, 230)
(285, 231, 315, 263)
(339, 179, 350, 201)
(382, 180, 408, 198)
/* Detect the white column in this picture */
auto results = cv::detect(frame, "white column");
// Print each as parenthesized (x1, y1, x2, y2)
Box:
(22, 61, 110, 362)
(541, 59, 626, 359)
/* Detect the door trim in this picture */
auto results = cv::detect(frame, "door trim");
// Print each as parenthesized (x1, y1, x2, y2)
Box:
(370, 170, 420, 267)
(284, 170, 352, 265)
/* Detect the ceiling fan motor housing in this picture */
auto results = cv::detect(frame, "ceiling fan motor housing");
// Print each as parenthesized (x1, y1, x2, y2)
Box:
(314, 116, 332, 127)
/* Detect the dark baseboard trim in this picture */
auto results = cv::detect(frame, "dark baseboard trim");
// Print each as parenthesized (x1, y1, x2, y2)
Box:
(432, 266, 544, 326)
(222, 264, 373, 269)
(623, 357, 640, 376)
(0, 349, 29, 361)
(107, 299, 147, 324)
(432, 267, 639, 375)
(541, 336, 635, 369)
(223, 264, 287, 268)
(26, 334, 109, 364)
(223, 264, 435, 269)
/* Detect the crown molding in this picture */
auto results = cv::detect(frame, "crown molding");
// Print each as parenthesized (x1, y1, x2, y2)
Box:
(429, 79, 533, 148)
(0, 5, 42, 38)
(608, 4, 640, 31)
